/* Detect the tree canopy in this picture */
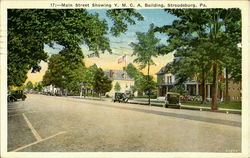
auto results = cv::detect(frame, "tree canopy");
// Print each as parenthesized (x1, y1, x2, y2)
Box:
(130, 24, 160, 104)
(8, 9, 143, 87)
(42, 54, 85, 91)
(125, 63, 156, 97)
(93, 68, 112, 95)
(155, 9, 241, 109)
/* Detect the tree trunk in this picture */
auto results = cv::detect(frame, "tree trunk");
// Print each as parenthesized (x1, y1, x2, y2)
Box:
(147, 63, 151, 106)
(211, 63, 218, 110)
(225, 68, 229, 103)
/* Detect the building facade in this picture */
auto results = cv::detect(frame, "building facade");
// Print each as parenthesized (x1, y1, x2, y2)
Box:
(157, 72, 213, 98)
(227, 80, 241, 101)
(156, 65, 241, 101)
(104, 70, 136, 97)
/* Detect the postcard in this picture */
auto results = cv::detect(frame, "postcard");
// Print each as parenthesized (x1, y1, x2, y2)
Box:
(0, 0, 249, 158)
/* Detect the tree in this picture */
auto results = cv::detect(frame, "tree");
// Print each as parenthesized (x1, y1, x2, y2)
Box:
(125, 63, 156, 96)
(26, 81, 33, 92)
(43, 54, 85, 94)
(114, 82, 121, 92)
(170, 45, 212, 103)
(34, 82, 43, 92)
(125, 63, 144, 79)
(93, 68, 112, 97)
(8, 9, 143, 87)
(125, 63, 143, 95)
(135, 75, 156, 96)
(156, 9, 241, 110)
(107, 9, 144, 37)
(130, 24, 160, 105)
(82, 64, 99, 95)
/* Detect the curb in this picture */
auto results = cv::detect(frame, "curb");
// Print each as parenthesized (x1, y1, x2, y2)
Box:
(127, 101, 241, 115)
(67, 95, 242, 115)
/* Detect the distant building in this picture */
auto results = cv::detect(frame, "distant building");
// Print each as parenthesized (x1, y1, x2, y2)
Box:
(104, 70, 137, 97)
(43, 85, 60, 94)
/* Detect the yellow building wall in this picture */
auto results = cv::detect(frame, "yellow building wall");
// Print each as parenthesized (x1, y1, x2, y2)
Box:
(227, 81, 241, 101)
(107, 79, 135, 97)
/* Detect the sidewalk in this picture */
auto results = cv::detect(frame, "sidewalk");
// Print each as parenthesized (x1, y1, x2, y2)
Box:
(128, 100, 241, 114)
(68, 95, 241, 115)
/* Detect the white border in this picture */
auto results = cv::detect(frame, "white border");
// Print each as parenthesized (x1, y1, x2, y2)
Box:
(0, 0, 249, 158)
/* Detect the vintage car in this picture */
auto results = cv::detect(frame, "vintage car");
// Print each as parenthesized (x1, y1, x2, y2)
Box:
(164, 92, 181, 109)
(113, 92, 129, 103)
(8, 90, 27, 102)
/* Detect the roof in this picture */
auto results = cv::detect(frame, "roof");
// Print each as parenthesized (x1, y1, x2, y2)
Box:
(156, 62, 173, 75)
(104, 70, 134, 81)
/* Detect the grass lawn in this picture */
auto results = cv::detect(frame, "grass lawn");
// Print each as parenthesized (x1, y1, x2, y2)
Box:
(133, 100, 241, 110)
(181, 101, 242, 110)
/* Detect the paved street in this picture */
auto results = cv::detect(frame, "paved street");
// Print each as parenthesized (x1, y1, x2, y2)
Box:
(8, 94, 241, 152)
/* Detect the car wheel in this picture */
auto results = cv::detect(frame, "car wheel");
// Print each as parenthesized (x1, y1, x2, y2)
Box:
(22, 97, 26, 101)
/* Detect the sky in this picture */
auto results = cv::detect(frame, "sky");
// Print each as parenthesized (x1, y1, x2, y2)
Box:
(27, 9, 178, 83)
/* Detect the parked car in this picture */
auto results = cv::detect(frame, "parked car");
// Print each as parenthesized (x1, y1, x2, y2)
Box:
(164, 92, 181, 109)
(113, 92, 129, 103)
(8, 90, 26, 102)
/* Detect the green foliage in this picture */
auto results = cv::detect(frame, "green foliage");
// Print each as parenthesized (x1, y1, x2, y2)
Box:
(34, 82, 43, 92)
(114, 82, 121, 92)
(136, 75, 156, 95)
(93, 68, 112, 95)
(43, 54, 85, 91)
(130, 24, 160, 70)
(130, 24, 160, 104)
(107, 9, 144, 36)
(8, 9, 143, 87)
(125, 63, 156, 94)
(169, 85, 187, 95)
(82, 64, 99, 89)
(156, 9, 241, 109)
(181, 101, 241, 110)
(125, 63, 143, 79)
(26, 81, 33, 90)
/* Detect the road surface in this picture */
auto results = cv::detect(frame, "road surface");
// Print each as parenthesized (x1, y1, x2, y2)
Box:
(8, 94, 241, 152)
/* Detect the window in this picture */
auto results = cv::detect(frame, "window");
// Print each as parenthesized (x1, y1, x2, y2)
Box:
(170, 76, 172, 83)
